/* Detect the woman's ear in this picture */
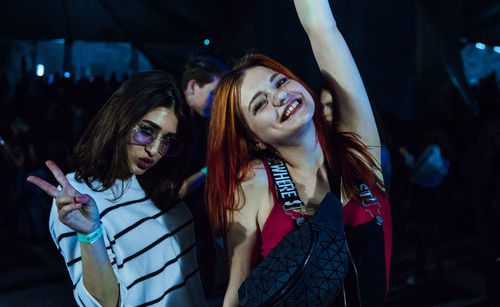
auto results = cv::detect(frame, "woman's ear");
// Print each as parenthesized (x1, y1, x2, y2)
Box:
(185, 79, 197, 96)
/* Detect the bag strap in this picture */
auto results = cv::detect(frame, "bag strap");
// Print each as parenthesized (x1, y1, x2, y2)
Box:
(265, 159, 305, 213)
(324, 162, 341, 200)
(265, 159, 342, 212)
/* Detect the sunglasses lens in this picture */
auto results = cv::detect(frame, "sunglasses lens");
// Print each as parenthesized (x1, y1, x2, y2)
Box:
(133, 129, 152, 145)
(161, 138, 182, 156)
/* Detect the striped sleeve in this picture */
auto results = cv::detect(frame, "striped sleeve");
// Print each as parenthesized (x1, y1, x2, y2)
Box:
(49, 202, 129, 307)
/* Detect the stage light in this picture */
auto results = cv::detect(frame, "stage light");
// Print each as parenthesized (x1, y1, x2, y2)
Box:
(204, 39, 210, 46)
(64, 72, 71, 78)
(493, 46, 500, 54)
(36, 64, 44, 77)
(475, 43, 486, 50)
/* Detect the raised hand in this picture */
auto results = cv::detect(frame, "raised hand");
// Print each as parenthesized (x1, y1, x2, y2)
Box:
(27, 160, 101, 234)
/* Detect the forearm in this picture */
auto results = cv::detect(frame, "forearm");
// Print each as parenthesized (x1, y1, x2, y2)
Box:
(80, 237, 119, 307)
(179, 169, 206, 198)
(294, 0, 380, 151)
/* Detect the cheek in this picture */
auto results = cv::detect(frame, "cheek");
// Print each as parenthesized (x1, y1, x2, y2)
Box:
(127, 143, 140, 158)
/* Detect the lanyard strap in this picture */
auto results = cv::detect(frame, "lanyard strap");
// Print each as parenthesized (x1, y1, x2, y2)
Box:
(265, 159, 382, 225)
(265, 160, 305, 213)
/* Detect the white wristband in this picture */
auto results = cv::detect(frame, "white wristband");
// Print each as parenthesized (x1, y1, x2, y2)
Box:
(77, 224, 103, 244)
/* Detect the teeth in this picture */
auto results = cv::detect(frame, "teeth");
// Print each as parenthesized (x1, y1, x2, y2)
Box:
(284, 101, 300, 118)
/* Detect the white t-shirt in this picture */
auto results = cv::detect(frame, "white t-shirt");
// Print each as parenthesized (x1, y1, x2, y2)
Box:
(49, 173, 208, 307)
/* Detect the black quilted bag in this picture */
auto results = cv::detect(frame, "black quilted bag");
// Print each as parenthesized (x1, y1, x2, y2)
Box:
(238, 192, 349, 306)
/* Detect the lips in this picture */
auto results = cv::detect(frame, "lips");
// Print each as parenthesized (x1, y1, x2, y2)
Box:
(137, 158, 154, 170)
(280, 98, 303, 122)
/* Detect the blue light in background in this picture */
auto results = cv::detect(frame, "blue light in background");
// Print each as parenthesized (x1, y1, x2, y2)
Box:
(51, 38, 65, 44)
(204, 38, 210, 46)
(494, 46, 500, 54)
(36, 64, 44, 77)
(64, 72, 71, 78)
(47, 74, 54, 84)
(475, 42, 486, 50)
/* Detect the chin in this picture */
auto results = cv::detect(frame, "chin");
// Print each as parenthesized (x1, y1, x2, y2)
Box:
(131, 167, 147, 176)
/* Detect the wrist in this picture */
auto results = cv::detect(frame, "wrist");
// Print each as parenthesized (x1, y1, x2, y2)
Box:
(200, 167, 207, 175)
(78, 223, 103, 244)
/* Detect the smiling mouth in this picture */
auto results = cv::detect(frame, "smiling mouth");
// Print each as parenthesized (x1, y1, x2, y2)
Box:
(281, 98, 302, 122)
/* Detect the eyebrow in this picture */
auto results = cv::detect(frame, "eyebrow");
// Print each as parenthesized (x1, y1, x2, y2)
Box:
(141, 120, 178, 138)
(248, 72, 280, 112)
(141, 120, 161, 130)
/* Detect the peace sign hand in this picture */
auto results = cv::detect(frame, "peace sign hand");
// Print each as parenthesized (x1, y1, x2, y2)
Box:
(27, 160, 101, 234)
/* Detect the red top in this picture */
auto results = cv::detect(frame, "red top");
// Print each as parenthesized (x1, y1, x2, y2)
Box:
(259, 163, 392, 290)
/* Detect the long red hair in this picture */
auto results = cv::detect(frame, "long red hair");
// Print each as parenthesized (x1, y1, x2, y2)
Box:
(206, 54, 382, 242)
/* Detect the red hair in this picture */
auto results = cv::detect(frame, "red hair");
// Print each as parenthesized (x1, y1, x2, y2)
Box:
(206, 54, 382, 243)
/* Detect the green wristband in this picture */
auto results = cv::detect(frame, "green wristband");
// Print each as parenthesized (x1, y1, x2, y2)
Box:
(200, 167, 207, 175)
(77, 224, 103, 244)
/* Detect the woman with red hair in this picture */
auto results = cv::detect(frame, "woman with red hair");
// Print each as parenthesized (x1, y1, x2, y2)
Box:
(206, 0, 392, 306)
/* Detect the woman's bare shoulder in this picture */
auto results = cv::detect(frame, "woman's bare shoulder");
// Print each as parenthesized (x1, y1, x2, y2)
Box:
(234, 160, 270, 216)
(240, 160, 268, 187)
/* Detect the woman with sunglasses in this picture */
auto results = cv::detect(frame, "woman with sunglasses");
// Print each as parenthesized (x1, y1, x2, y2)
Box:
(27, 71, 207, 306)
(207, 0, 391, 306)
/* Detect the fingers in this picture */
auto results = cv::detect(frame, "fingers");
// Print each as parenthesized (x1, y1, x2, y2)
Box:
(54, 195, 79, 210)
(45, 160, 71, 189)
(59, 203, 82, 221)
(26, 175, 59, 197)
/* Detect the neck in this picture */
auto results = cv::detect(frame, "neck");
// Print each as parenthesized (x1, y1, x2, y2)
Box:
(275, 122, 324, 172)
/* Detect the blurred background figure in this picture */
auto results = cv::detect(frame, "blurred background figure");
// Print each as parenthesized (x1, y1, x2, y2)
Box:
(180, 54, 231, 300)
(399, 129, 451, 284)
(179, 54, 231, 198)
(319, 85, 334, 124)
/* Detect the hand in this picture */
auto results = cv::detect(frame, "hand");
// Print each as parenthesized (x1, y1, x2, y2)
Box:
(27, 160, 101, 234)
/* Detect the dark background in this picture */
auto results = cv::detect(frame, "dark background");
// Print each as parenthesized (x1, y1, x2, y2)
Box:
(0, 0, 499, 306)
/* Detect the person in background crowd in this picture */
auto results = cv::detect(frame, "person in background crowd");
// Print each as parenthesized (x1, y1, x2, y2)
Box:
(179, 54, 231, 198)
(399, 128, 451, 284)
(319, 85, 334, 124)
(179, 55, 231, 299)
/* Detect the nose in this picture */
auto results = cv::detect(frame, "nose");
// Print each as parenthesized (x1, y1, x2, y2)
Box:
(145, 139, 162, 156)
(273, 90, 288, 107)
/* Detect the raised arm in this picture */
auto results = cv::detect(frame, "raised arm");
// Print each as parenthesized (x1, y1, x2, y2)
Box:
(27, 161, 119, 307)
(293, 0, 381, 161)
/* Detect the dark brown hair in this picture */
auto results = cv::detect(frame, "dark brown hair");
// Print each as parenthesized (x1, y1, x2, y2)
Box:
(71, 71, 192, 210)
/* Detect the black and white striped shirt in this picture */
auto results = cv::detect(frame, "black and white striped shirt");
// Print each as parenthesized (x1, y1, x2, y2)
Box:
(49, 173, 208, 306)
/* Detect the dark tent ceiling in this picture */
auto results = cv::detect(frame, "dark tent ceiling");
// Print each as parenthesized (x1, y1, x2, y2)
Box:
(0, 0, 499, 119)
(1, 0, 498, 47)
(0, 0, 219, 43)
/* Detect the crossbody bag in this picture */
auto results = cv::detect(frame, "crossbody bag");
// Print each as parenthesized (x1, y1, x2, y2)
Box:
(238, 159, 349, 306)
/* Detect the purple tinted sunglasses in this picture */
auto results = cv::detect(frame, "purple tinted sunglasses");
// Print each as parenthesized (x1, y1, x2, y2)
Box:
(132, 125, 182, 156)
